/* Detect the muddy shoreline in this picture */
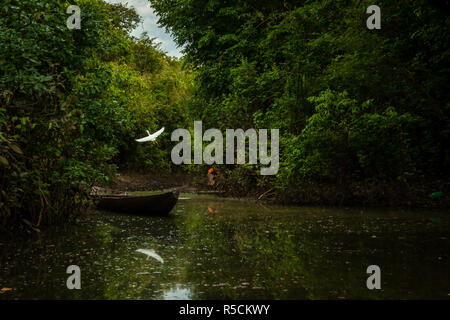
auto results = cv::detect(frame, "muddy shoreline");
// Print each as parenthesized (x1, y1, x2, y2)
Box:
(108, 171, 223, 194)
(108, 172, 449, 209)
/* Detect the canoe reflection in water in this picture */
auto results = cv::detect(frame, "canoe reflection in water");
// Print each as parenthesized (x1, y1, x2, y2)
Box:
(136, 249, 164, 263)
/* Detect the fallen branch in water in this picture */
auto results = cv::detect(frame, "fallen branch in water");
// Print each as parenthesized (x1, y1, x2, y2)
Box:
(258, 188, 274, 200)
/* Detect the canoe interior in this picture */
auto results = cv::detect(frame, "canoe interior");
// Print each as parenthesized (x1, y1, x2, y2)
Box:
(96, 191, 179, 216)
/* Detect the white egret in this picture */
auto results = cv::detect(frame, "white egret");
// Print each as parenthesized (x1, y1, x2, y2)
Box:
(135, 127, 165, 143)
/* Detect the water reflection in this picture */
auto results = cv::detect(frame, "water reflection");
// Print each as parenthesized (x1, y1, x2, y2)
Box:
(163, 284, 193, 300)
(136, 249, 164, 263)
(0, 194, 449, 299)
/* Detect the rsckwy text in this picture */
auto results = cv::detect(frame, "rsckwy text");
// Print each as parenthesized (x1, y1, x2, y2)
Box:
(224, 305, 270, 315)
(179, 304, 270, 317)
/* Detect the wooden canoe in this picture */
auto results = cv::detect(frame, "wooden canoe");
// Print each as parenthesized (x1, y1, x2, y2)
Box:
(96, 191, 179, 216)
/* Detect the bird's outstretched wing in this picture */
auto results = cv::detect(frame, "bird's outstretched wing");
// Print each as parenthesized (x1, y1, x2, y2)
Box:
(136, 127, 165, 143)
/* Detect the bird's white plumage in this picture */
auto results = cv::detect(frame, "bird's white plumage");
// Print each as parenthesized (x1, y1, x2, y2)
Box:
(136, 249, 164, 263)
(135, 127, 165, 143)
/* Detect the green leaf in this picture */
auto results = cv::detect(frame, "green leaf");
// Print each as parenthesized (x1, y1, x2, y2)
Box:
(0, 156, 9, 166)
(9, 144, 23, 155)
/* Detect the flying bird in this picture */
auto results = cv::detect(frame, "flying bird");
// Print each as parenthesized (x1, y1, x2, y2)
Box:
(135, 127, 165, 143)
(136, 249, 164, 263)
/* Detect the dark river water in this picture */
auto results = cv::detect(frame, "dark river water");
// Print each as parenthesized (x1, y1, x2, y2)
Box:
(0, 194, 449, 299)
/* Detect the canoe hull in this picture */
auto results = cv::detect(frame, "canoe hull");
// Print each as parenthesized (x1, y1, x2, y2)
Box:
(96, 191, 179, 216)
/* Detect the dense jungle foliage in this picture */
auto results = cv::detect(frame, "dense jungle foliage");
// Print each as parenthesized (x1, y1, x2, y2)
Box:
(0, 0, 192, 229)
(150, 0, 450, 204)
(1, 0, 449, 231)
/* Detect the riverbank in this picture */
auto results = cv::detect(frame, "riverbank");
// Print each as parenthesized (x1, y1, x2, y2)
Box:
(108, 172, 449, 209)
(108, 171, 220, 194)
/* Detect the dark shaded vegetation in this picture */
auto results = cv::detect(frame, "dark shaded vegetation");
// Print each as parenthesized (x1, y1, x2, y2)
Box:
(150, 0, 450, 206)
